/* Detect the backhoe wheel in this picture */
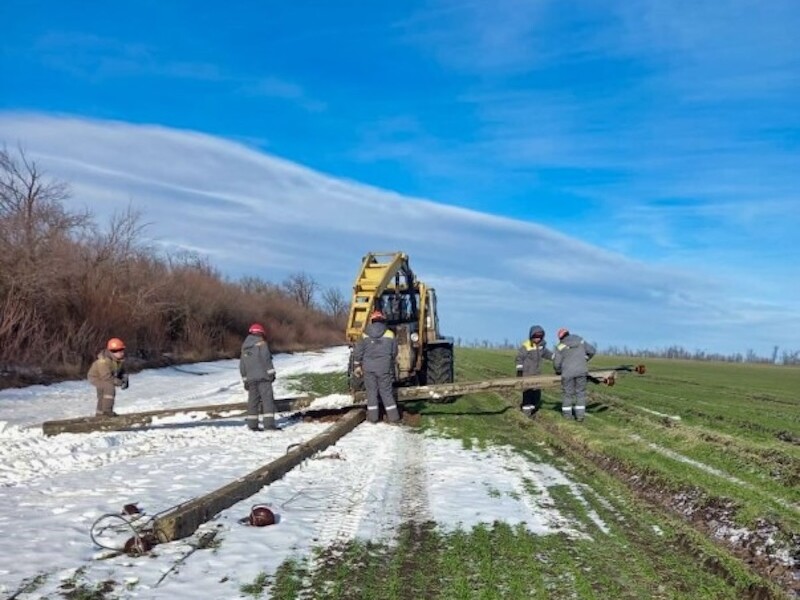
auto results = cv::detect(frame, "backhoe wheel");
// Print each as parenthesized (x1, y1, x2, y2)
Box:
(425, 345, 454, 403)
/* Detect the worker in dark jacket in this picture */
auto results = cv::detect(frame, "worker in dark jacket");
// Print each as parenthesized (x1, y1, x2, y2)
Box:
(239, 323, 278, 431)
(87, 337, 129, 417)
(515, 325, 553, 418)
(553, 328, 596, 421)
(353, 310, 400, 423)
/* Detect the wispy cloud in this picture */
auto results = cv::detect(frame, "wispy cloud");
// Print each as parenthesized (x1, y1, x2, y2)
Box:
(1, 113, 796, 355)
(35, 32, 224, 82)
(398, 0, 553, 73)
(238, 77, 326, 112)
(33, 32, 325, 113)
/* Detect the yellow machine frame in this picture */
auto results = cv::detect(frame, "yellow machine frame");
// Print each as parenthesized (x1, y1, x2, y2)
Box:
(346, 251, 445, 382)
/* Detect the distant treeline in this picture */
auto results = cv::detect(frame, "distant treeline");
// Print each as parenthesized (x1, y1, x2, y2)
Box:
(0, 147, 349, 387)
(459, 339, 800, 366)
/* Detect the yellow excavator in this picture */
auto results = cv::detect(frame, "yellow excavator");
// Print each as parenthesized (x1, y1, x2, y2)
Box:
(345, 252, 454, 395)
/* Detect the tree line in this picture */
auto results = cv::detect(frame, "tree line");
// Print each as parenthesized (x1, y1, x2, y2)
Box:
(463, 339, 800, 366)
(0, 147, 349, 387)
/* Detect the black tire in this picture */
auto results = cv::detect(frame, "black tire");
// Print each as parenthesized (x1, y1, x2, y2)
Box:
(424, 345, 455, 403)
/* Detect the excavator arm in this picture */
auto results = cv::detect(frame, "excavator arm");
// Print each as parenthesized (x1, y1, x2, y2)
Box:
(345, 252, 418, 343)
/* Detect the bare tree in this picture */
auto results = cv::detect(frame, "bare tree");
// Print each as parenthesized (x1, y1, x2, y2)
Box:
(0, 146, 89, 282)
(283, 272, 318, 308)
(321, 286, 349, 320)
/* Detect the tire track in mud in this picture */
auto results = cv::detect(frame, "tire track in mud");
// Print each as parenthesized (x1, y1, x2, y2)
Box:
(396, 430, 433, 525)
(594, 391, 800, 493)
(538, 417, 798, 599)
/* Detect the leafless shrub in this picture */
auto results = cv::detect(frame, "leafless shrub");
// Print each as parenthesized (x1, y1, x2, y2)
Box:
(0, 147, 345, 387)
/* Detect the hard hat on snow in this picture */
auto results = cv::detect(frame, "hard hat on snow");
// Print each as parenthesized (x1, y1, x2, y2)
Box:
(249, 504, 275, 527)
(370, 309, 386, 322)
(248, 323, 266, 335)
(557, 328, 569, 340)
(107, 338, 126, 351)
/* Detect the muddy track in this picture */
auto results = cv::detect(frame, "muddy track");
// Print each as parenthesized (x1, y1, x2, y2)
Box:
(590, 393, 800, 488)
(536, 417, 799, 599)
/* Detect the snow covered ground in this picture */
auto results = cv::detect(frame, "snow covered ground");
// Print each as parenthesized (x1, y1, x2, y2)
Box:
(0, 346, 607, 599)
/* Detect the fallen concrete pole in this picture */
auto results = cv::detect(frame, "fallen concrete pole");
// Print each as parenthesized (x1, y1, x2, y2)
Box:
(41, 395, 315, 436)
(152, 408, 365, 542)
(45, 368, 639, 435)
(353, 369, 626, 403)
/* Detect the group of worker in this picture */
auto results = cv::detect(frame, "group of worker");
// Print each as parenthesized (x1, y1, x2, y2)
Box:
(515, 325, 596, 422)
(86, 323, 280, 432)
(86, 314, 595, 429)
(348, 310, 598, 424)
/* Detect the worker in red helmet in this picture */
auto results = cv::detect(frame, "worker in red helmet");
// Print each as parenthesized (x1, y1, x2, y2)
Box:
(514, 325, 553, 419)
(553, 328, 596, 422)
(239, 323, 278, 431)
(87, 337, 129, 417)
(352, 307, 400, 423)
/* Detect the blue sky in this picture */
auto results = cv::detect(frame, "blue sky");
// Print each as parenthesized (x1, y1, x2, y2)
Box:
(1, 0, 799, 356)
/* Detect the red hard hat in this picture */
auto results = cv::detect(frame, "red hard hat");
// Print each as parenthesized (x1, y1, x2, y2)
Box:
(123, 533, 154, 556)
(557, 328, 569, 340)
(107, 338, 126, 351)
(248, 323, 266, 335)
(370, 309, 385, 322)
(249, 504, 275, 527)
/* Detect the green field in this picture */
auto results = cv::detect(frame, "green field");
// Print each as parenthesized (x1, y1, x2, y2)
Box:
(274, 348, 799, 599)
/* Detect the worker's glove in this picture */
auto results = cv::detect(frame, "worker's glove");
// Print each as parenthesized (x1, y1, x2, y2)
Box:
(353, 364, 363, 378)
(554, 369, 562, 376)
(243, 380, 250, 391)
(516, 369, 523, 378)
(267, 372, 276, 383)
(120, 375, 129, 390)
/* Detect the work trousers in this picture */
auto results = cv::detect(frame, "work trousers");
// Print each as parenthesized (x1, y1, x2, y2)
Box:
(364, 371, 399, 423)
(95, 383, 116, 416)
(561, 375, 587, 420)
(247, 380, 276, 430)
(521, 388, 542, 417)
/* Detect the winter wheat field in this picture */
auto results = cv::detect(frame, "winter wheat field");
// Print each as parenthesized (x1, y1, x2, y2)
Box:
(1, 346, 798, 599)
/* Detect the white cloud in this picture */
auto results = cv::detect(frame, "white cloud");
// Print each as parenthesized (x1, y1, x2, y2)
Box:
(399, 0, 553, 73)
(1, 112, 796, 356)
